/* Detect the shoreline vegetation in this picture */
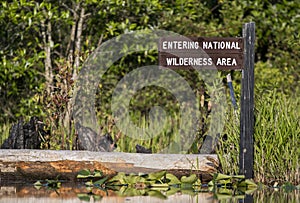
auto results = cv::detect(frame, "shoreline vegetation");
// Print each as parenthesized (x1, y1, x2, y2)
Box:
(218, 90, 300, 186)
(0, 0, 299, 187)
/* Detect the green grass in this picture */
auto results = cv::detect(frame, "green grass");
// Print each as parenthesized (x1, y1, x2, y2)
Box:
(110, 110, 186, 153)
(1, 89, 299, 186)
(0, 121, 10, 146)
(218, 90, 300, 185)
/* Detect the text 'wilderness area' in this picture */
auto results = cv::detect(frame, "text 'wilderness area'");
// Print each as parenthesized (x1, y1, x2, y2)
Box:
(159, 37, 244, 70)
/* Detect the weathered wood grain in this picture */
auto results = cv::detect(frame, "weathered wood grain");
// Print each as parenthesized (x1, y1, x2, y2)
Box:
(0, 150, 219, 184)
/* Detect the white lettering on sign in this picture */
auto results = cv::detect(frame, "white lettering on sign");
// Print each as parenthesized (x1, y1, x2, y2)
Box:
(202, 41, 241, 50)
(216, 58, 237, 66)
(166, 57, 213, 66)
(162, 41, 199, 50)
(159, 37, 244, 70)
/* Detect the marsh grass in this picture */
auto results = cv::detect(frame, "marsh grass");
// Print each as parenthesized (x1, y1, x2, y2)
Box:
(0, 121, 10, 146)
(217, 107, 240, 175)
(254, 91, 300, 185)
(113, 110, 184, 153)
(1, 88, 299, 186)
(218, 90, 300, 185)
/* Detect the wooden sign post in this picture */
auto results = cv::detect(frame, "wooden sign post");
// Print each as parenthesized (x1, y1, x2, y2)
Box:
(240, 22, 255, 179)
(159, 22, 255, 179)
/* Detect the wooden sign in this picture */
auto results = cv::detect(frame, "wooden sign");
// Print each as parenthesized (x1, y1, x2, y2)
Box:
(159, 37, 244, 70)
(159, 26, 255, 181)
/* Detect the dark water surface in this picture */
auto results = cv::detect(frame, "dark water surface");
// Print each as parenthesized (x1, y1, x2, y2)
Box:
(0, 183, 299, 203)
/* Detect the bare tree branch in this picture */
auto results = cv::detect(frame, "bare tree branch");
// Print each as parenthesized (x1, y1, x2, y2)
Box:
(66, 2, 80, 63)
(73, 6, 85, 79)
(41, 10, 53, 95)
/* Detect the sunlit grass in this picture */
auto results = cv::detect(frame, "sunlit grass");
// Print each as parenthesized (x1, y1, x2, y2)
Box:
(218, 90, 300, 185)
(0, 121, 10, 146)
(1, 90, 299, 185)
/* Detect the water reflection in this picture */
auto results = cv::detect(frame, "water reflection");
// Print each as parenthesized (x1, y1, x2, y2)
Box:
(0, 184, 299, 203)
(0, 184, 216, 203)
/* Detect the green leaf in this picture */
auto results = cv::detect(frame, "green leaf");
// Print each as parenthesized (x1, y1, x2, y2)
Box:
(93, 170, 103, 178)
(180, 174, 198, 184)
(45, 179, 61, 189)
(34, 180, 43, 186)
(150, 183, 170, 190)
(166, 173, 181, 185)
(77, 194, 91, 202)
(208, 180, 214, 187)
(118, 187, 145, 196)
(181, 188, 196, 195)
(147, 190, 167, 199)
(93, 195, 103, 201)
(213, 173, 232, 181)
(166, 186, 180, 196)
(147, 171, 166, 181)
(232, 175, 245, 179)
(77, 169, 91, 178)
(193, 178, 202, 186)
(94, 177, 108, 186)
(219, 179, 231, 186)
(85, 180, 94, 187)
(244, 179, 257, 188)
(218, 187, 232, 195)
(181, 183, 194, 190)
(108, 172, 128, 185)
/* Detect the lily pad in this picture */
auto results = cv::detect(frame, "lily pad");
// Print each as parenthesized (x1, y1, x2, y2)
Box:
(147, 171, 166, 181)
(181, 174, 198, 184)
(166, 173, 181, 185)
(77, 169, 92, 178)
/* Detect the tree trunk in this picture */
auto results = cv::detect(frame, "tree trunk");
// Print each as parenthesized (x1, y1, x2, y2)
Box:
(41, 14, 53, 95)
(73, 6, 85, 80)
(62, 4, 86, 144)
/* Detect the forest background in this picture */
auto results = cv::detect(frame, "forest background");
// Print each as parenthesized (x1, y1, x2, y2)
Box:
(0, 0, 299, 184)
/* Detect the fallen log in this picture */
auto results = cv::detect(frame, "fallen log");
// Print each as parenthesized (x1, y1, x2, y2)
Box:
(0, 150, 219, 184)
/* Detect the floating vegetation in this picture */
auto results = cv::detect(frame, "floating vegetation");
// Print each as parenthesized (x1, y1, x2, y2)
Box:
(34, 178, 61, 190)
(73, 170, 261, 201)
(31, 170, 299, 202)
(208, 173, 257, 200)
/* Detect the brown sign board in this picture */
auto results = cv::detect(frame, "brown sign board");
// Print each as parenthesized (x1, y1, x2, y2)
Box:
(159, 52, 244, 70)
(159, 37, 244, 70)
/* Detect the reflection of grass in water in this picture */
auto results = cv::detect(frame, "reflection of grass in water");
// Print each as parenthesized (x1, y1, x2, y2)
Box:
(253, 188, 300, 203)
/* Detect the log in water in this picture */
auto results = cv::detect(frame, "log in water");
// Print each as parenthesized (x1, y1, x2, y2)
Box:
(0, 150, 219, 184)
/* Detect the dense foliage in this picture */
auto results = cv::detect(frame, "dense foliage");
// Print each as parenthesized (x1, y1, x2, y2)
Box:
(0, 0, 299, 184)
